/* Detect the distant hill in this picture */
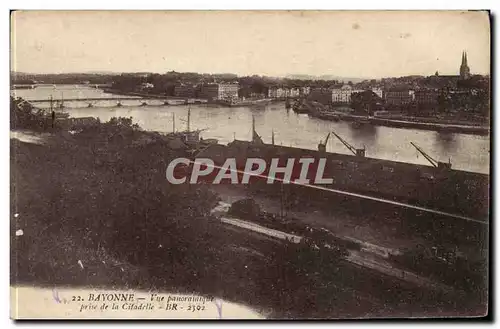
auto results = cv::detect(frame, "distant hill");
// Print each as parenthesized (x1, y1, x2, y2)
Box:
(12, 70, 368, 83)
(11, 71, 122, 76)
(84, 71, 122, 75)
(10, 71, 117, 84)
(285, 74, 368, 83)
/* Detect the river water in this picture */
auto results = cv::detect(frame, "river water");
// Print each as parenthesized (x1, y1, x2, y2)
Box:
(13, 85, 490, 174)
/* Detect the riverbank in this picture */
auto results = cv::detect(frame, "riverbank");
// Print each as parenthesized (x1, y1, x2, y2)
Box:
(101, 88, 172, 99)
(213, 98, 276, 107)
(313, 111, 490, 136)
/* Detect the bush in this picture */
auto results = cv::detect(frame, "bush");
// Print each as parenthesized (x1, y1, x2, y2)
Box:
(10, 96, 51, 130)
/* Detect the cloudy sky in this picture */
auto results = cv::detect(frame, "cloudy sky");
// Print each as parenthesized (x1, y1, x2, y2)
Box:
(11, 10, 490, 78)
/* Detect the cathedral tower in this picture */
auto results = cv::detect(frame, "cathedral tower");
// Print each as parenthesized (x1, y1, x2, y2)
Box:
(459, 51, 471, 80)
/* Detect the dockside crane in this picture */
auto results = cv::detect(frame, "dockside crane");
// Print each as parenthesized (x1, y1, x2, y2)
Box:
(331, 131, 365, 157)
(410, 142, 451, 170)
(318, 132, 330, 152)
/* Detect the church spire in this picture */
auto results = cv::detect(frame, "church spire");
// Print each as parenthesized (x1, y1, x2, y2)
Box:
(460, 50, 470, 80)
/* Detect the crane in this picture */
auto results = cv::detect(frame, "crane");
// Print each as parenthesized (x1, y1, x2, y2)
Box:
(410, 142, 451, 170)
(331, 131, 365, 157)
(318, 132, 330, 152)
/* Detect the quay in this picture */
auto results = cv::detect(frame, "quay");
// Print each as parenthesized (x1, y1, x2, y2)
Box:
(313, 111, 490, 136)
(369, 116, 490, 136)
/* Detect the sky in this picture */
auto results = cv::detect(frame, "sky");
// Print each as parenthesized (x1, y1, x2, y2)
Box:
(10, 10, 491, 79)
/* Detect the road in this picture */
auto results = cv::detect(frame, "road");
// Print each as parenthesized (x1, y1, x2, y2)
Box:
(215, 207, 457, 295)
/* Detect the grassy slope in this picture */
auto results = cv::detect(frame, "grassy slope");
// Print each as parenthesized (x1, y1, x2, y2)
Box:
(10, 123, 487, 318)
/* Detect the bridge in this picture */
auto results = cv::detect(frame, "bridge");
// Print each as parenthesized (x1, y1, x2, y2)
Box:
(28, 97, 208, 104)
(23, 97, 208, 109)
(28, 97, 168, 103)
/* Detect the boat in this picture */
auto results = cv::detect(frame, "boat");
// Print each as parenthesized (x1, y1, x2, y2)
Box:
(285, 98, 292, 109)
(45, 95, 70, 120)
(352, 117, 370, 128)
(216, 99, 235, 107)
(316, 111, 340, 122)
(168, 107, 216, 149)
(53, 95, 69, 116)
(292, 99, 308, 113)
(54, 112, 70, 119)
(13, 85, 35, 90)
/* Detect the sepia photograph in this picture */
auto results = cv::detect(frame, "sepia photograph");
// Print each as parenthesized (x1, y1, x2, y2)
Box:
(9, 10, 491, 319)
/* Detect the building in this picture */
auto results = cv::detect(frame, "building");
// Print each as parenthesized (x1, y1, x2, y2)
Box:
(268, 87, 301, 99)
(308, 88, 334, 105)
(448, 89, 477, 112)
(459, 51, 471, 80)
(300, 86, 311, 96)
(288, 87, 301, 98)
(139, 82, 154, 91)
(174, 83, 196, 98)
(428, 72, 460, 89)
(384, 87, 414, 107)
(268, 87, 283, 99)
(428, 50, 471, 88)
(219, 83, 239, 100)
(371, 88, 383, 99)
(331, 85, 364, 104)
(199, 83, 239, 101)
(414, 88, 439, 106)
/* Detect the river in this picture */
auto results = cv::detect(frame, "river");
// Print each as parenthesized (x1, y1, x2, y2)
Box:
(12, 85, 490, 174)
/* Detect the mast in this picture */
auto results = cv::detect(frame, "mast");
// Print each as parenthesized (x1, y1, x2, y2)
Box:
(187, 107, 191, 132)
(280, 182, 285, 219)
(251, 115, 264, 144)
(272, 129, 275, 145)
(172, 112, 176, 133)
(252, 116, 256, 142)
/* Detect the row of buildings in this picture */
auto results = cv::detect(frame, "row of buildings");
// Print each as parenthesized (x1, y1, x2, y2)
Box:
(170, 80, 466, 110)
(306, 84, 472, 109)
(173, 82, 239, 101)
(308, 85, 384, 105)
(153, 51, 484, 112)
(267, 86, 310, 99)
(173, 83, 311, 101)
(305, 51, 487, 112)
